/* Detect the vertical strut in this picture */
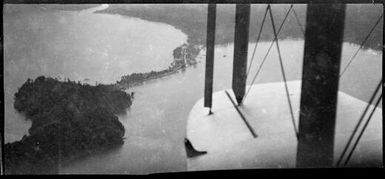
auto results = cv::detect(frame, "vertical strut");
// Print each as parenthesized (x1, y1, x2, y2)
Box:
(232, 3, 251, 105)
(204, 3, 217, 113)
(296, 4, 346, 168)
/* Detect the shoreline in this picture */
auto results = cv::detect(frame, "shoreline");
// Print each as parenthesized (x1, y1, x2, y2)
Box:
(114, 38, 382, 90)
(4, 76, 131, 174)
(95, 4, 383, 51)
(115, 43, 201, 89)
(94, 4, 382, 90)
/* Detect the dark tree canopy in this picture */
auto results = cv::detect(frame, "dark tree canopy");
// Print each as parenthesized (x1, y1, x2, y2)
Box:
(5, 76, 131, 174)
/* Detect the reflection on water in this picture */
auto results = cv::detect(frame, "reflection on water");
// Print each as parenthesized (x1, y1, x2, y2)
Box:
(4, 4, 382, 174)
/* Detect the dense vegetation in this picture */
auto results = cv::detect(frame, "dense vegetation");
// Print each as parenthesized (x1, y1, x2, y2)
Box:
(173, 43, 202, 60)
(97, 4, 383, 50)
(4, 76, 131, 174)
(117, 43, 201, 88)
(117, 68, 179, 88)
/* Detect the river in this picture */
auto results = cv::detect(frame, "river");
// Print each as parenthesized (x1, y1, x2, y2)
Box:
(4, 4, 382, 174)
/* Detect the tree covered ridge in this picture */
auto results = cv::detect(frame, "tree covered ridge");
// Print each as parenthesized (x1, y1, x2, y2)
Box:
(96, 4, 383, 50)
(5, 76, 132, 174)
(116, 43, 201, 88)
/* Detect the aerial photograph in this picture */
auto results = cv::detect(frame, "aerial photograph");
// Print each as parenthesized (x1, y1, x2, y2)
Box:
(2, 1, 383, 175)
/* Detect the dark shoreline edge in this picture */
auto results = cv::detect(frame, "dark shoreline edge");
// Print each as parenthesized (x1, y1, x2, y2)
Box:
(97, 4, 382, 90)
(4, 76, 132, 174)
(116, 43, 202, 89)
(95, 4, 383, 51)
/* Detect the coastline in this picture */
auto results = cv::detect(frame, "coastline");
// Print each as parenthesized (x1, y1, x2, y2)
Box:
(95, 4, 382, 89)
(4, 76, 131, 174)
(115, 43, 201, 89)
(3, 4, 382, 174)
(95, 4, 383, 51)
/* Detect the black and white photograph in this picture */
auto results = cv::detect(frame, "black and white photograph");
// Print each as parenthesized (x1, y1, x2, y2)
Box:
(1, 0, 383, 175)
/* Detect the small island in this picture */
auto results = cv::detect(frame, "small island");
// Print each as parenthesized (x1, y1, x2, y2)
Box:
(4, 76, 132, 174)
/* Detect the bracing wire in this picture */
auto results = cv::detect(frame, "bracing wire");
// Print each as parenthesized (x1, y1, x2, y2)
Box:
(241, 4, 381, 143)
(336, 13, 383, 165)
(336, 79, 382, 166)
(243, 4, 293, 101)
(245, 6, 381, 101)
(339, 13, 383, 77)
(291, 7, 305, 35)
(336, 11, 384, 166)
(343, 93, 382, 166)
(246, 5, 269, 79)
(268, 5, 299, 139)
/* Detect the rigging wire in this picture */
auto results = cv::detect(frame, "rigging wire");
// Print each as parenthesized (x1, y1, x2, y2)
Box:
(336, 14, 383, 165)
(246, 5, 269, 78)
(343, 93, 382, 166)
(291, 7, 305, 35)
(339, 13, 383, 77)
(243, 4, 294, 101)
(245, 6, 381, 101)
(241, 4, 381, 145)
(239, 4, 381, 163)
(336, 79, 382, 166)
(268, 5, 299, 139)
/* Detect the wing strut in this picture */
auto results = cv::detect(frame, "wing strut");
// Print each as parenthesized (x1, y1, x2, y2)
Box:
(296, 4, 346, 168)
(204, 3, 217, 114)
(232, 4, 251, 105)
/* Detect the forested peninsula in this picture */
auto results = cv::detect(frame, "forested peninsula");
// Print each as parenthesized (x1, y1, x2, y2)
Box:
(97, 4, 380, 89)
(116, 43, 201, 88)
(4, 76, 131, 174)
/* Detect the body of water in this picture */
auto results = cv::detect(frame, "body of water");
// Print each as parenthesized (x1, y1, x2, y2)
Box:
(4, 4, 187, 143)
(4, 4, 382, 174)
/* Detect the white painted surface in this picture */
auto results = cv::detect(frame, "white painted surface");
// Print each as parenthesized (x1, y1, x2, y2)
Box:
(186, 81, 382, 170)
